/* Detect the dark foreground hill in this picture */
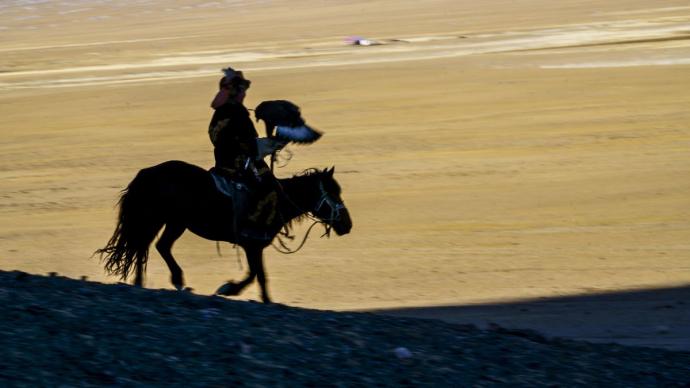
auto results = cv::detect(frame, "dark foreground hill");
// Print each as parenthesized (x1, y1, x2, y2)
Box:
(1, 270, 689, 387)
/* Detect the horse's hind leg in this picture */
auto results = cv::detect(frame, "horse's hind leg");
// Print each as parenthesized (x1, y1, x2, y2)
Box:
(155, 223, 186, 290)
(134, 257, 145, 287)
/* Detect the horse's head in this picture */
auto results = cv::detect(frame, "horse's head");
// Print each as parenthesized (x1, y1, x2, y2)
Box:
(310, 167, 352, 236)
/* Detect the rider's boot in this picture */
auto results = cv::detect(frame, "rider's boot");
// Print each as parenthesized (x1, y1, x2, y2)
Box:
(236, 191, 274, 244)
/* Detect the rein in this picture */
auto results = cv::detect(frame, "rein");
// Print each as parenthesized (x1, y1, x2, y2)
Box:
(271, 220, 322, 254)
(270, 179, 343, 254)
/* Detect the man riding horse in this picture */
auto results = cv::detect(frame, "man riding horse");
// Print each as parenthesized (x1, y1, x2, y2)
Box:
(208, 67, 287, 243)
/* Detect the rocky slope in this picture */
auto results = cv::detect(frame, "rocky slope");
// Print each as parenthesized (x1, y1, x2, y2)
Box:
(1, 270, 689, 386)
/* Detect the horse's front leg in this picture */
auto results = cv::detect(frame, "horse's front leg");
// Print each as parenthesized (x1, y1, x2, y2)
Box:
(216, 245, 270, 303)
(248, 246, 271, 303)
(215, 245, 258, 298)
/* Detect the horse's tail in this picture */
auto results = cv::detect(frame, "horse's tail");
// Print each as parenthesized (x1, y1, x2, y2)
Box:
(95, 168, 164, 283)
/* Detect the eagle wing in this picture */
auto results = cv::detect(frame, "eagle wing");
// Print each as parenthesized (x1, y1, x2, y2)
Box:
(255, 100, 322, 144)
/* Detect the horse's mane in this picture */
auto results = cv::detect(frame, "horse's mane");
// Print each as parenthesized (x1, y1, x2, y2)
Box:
(279, 167, 329, 233)
(291, 167, 326, 179)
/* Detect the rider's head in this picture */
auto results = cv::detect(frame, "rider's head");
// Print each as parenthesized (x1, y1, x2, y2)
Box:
(211, 66, 251, 108)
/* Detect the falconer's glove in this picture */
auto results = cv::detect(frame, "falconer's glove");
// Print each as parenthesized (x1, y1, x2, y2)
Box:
(255, 138, 287, 160)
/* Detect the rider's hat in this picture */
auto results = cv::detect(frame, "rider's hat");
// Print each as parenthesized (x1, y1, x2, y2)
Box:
(211, 66, 251, 109)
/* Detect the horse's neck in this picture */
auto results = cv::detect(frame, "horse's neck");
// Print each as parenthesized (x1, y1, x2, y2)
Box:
(277, 175, 318, 221)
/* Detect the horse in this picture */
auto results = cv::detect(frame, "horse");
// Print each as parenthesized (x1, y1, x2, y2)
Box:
(95, 160, 352, 303)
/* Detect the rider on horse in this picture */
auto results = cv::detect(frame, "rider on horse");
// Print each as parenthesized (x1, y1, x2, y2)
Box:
(209, 67, 285, 242)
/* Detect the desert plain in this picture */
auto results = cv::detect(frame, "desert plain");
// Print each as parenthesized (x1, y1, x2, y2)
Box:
(1, 0, 689, 349)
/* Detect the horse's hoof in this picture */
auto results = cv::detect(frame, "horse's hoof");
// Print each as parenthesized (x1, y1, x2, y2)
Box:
(171, 273, 185, 291)
(216, 281, 241, 296)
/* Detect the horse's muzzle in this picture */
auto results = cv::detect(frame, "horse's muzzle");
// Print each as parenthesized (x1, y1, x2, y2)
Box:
(333, 208, 352, 235)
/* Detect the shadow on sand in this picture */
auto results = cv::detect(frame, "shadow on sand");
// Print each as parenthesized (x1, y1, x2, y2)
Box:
(371, 285, 690, 351)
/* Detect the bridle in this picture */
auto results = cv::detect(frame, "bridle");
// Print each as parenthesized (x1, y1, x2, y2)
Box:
(315, 181, 346, 225)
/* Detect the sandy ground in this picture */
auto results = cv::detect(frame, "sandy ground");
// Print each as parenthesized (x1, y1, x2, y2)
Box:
(1, 1, 690, 349)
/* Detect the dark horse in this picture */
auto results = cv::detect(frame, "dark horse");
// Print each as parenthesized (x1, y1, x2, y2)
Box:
(96, 160, 352, 303)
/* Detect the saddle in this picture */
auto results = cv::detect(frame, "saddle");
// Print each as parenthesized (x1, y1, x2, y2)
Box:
(209, 168, 277, 242)
(210, 169, 250, 199)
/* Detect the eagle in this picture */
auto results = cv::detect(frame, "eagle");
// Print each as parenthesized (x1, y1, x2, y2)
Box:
(254, 100, 322, 144)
